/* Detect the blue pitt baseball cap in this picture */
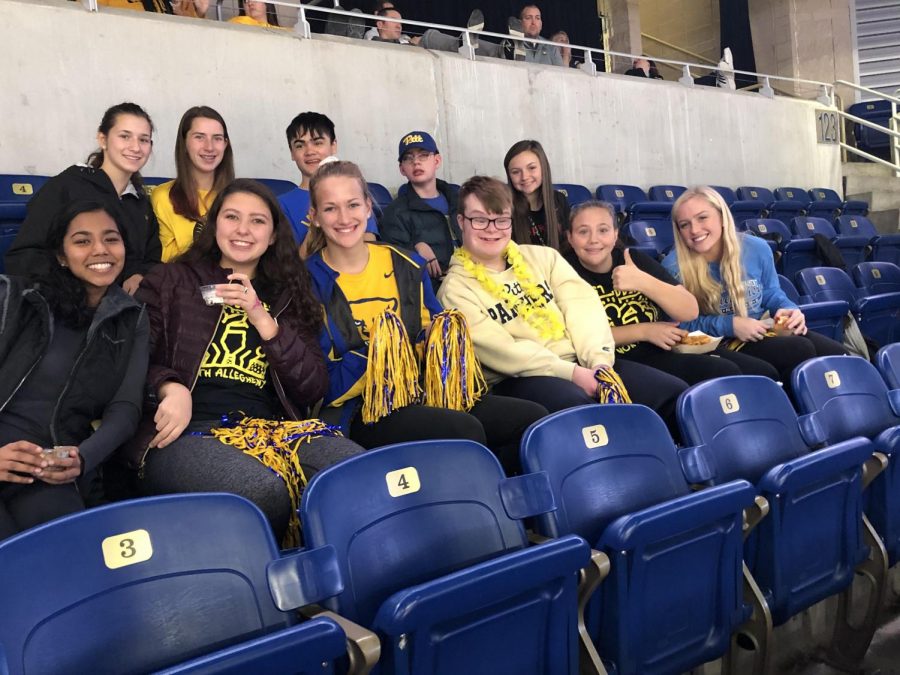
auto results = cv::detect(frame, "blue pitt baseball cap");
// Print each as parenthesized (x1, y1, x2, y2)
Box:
(398, 131, 439, 161)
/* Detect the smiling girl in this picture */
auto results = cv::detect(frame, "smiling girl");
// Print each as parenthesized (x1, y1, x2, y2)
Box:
(663, 186, 846, 389)
(6, 103, 161, 295)
(123, 179, 362, 544)
(504, 140, 569, 250)
(0, 201, 149, 539)
(304, 161, 546, 474)
(152, 107, 235, 261)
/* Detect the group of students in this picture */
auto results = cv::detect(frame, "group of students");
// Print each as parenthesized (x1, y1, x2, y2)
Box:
(0, 101, 849, 545)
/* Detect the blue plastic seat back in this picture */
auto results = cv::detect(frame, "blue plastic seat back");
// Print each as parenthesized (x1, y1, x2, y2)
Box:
(0, 174, 49, 226)
(742, 218, 791, 244)
(810, 188, 842, 204)
(729, 199, 767, 223)
(627, 220, 674, 256)
(367, 182, 393, 209)
(140, 175, 173, 196)
(0, 494, 330, 675)
(790, 216, 836, 239)
(301, 440, 532, 626)
(710, 185, 737, 205)
(648, 184, 686, 202)
(877, 344, 900, 389)
(848, 101, 893, 150)
(254, 178, 296, 197)
(520, 404, 690, 544)
(553, 183, 592, 207)
(854, 262, 900, 295)
(797, 267, 859, 305)
(775, 187, 810, 204)
(779, 274, 802, 303)
(737, 186, 775, 203)
(596, 184, 647, 213)
(835, 215, 878, 239)
(677, 377, 809, 485)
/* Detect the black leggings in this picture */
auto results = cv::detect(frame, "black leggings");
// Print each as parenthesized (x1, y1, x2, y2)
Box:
(492, 360, 688, 441)
(621, 345, 743, 385)
(349, 394, 548, 475)
(0, 481, 83, 541)
(736, 332, 847, 393)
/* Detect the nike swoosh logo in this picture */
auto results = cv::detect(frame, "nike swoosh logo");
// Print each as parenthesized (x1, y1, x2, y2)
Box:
(384, 271, 394, 279)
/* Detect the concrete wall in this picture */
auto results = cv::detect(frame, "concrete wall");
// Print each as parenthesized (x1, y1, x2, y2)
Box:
(0, 0, 841, 194)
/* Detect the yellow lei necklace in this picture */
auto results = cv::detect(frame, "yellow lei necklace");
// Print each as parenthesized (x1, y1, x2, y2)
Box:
(453, 242, 566, 340)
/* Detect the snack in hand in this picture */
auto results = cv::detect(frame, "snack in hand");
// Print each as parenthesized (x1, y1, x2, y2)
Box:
(681, 333, 712, 346)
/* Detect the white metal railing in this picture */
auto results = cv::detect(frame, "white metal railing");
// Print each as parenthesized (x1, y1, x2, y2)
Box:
(835, 80, 900, 176)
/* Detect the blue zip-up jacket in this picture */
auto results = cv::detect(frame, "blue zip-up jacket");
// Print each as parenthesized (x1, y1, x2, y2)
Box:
(662, 234, 797, 336)
(307, 243, 442, 432)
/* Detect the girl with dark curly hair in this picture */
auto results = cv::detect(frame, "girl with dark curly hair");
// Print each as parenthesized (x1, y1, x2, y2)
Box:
(127, 179, 362, 544)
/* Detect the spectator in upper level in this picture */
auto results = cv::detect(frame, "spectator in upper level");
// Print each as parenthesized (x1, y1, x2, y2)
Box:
(171, 0, 208, 17)
(380, 131, 460, 291)
(278, 112, 377, 256)
(625, 57, 663, 79)
(95, 0, 169, 11)
(550, 30, 579, 68)
(372, 7, 405, 42)
(229, 0, 281, 28)
(511, 4, 563, 66)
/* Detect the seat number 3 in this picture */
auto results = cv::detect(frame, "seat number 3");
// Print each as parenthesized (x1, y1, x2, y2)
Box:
(101, 529, 153, 569)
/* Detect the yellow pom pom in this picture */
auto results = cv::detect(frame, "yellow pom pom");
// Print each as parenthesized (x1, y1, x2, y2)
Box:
(361, 309, 422, 424)
(594, 367, 631, 404)
(423, 309, 487, 411)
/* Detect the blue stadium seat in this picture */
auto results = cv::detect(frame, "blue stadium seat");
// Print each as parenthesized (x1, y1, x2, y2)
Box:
(774, 186, 811, 207)
(741, 219, 818, 280)
(254, 178, 296, 197)
(0, 174, 49, 229)
(648, 184, 686, 203)
(520, 404, 764, 675)
(710, 185, 737, 205)
(797, 267, 900, 347)
(854, 261, 900, 295)
(738, 186, 806, 227)
(0, 494, 371, 675)
(836, 215, 900, 265)
(141, 175, 172, 196)
(595, 184, 671, 223)
(790, 216, 871, 268)
(301, 439, 591, 675)
(367, 182, 393, 210)
(811, 188, 868, 217)
(877, 343, 900, 389)
(778, 274, 848, 342)
(713, 186, 767, 223)
(848, 100, 894, 154)
(793, 356, 899, 568)
(677, 376, 876, 633)
(553, 183, 592, 207)
(624, 220, 674, 258)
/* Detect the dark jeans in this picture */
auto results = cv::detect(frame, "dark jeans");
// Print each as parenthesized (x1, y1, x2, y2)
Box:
(0, 480, 83, 541)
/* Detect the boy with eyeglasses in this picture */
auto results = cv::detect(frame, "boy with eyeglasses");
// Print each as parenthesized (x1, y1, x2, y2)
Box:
(380, 131, 460, 288)
(278, 112, 378, 254)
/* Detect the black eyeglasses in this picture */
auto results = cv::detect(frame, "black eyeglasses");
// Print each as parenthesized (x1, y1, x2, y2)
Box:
(463, 215, 513, 230)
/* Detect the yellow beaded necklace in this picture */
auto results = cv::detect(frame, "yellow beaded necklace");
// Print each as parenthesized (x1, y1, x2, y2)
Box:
(453, 242, 566, 341)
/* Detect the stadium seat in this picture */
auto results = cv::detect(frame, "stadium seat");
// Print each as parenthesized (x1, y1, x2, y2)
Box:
(774, 186, 811, 207)
(790, 216, 871, 268)
(254, 178, 296, 197)
(854, 261, 900, 295)
(623, 220, 674, 259)
(710, 185, 737, 205)
(0, 494, 377, 675)
(810, 188, 869, 217)
(797, 267, 900, 347)
(836, 215, 900, 265)
(737, 185, 807, 226)
(740, 218, 818, 279)
(141, 175, 172, 196)
(520, 404, 766, 675)
(648, 184, 686, 203)
(367, 182, 393, 210)
(778, 274, 848, 342)
(595, 184, 671, 223)
(553, 183, 592, 207)
(0, 174, 49, 229)
(793, 356, 899, 566)
(877, 343, 900, 389)
(677, 376, 881, 664)
(301, 439, 591, 675)
(848, 100, 894, 154)
(711, 186, 766, 223)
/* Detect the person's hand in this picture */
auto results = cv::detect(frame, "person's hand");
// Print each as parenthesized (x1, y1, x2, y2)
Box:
(216, 273, 279, 339)
(414, 242, 442, 278)
(122, 274, 143, 295)
(151, 382, 193, 449)
(774, 307, 807, 335)
(39, 446, 81, 484)
(0, 441, 47, 484)
(611, 249, 650, 293)
(733, 316, 769, 342)
(572, 365, 601, 398)
(642, 322, 688, 350)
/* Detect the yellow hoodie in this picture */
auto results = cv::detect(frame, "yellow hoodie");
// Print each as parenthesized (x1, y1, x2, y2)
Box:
(438, 244, 616, 385)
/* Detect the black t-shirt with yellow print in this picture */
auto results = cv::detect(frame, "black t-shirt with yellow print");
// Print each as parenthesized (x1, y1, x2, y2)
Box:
(565, 247, 679, 355)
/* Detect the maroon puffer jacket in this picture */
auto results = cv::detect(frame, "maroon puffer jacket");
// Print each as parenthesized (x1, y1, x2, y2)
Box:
(119, 258, 327, 469)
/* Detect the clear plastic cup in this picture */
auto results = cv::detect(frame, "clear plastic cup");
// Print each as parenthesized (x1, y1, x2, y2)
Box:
(200, 284, 223, 305)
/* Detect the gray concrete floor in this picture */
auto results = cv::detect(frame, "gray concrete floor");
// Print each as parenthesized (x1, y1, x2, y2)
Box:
(790, 611, 900, 675)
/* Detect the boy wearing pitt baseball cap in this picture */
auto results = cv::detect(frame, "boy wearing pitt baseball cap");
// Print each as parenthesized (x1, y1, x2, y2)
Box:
(380, 131, 461, 290)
